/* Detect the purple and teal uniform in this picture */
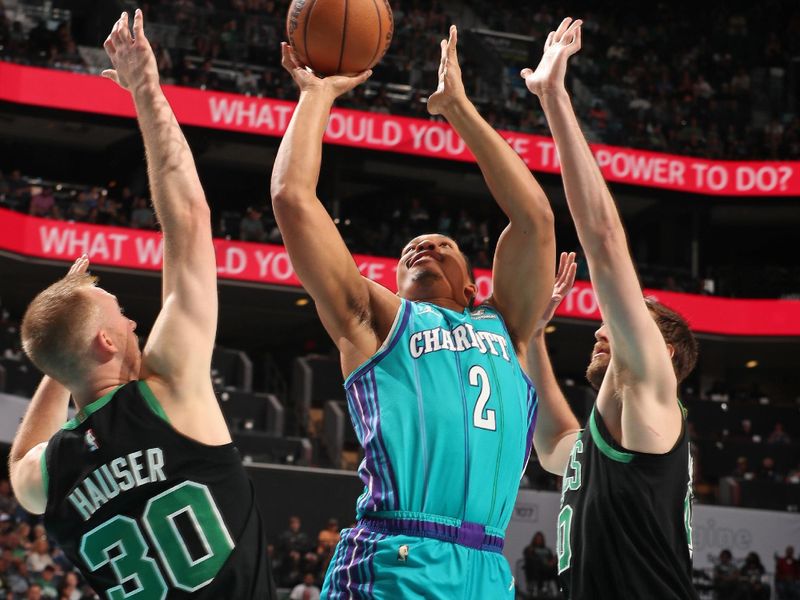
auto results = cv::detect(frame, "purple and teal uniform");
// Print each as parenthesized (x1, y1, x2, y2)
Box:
(321, 299, 538, 598)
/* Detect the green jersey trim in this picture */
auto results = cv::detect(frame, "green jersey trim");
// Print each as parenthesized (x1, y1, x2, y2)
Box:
(39, 446, 49, 497)
(62, 385, 124, 430)
(589, 408, 634, 463)
(138, 380, 171, 424)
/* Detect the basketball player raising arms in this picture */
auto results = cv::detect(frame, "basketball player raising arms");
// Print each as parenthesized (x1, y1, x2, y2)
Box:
(272, 26, 555, 599)
(521, 19, 699, 600)
(8, 11, 274, 599)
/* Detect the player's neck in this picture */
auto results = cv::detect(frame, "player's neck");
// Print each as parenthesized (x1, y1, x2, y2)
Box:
(73, 362, 138, 409)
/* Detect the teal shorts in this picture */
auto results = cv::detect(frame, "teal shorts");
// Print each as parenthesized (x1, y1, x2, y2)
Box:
(320, 514, 514, 599)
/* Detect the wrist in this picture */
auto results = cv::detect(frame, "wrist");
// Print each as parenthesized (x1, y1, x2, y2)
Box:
(299, 86, 336, 107)
(439, 95, 474, 121)
(537, 87, 570, 105)
(131, 80, 162, 102)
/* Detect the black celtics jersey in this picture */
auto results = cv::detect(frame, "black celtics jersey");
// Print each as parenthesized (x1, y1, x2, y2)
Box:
(42, 381, 274, 599)
(556, 405, 697, 600)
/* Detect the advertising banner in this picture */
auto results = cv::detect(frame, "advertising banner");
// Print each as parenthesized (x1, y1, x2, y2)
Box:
(1, 62, 798, 196)
(1, 209, 799, 336)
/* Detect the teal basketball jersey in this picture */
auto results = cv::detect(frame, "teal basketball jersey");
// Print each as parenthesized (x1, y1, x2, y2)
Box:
(344, 299, 537, 531)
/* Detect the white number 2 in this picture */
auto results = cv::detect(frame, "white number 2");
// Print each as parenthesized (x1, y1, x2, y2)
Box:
(469, 365, 496, 431)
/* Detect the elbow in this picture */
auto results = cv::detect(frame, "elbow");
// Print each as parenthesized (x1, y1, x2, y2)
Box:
(270, 182, 312, 213)
(513, 203, 555, 237)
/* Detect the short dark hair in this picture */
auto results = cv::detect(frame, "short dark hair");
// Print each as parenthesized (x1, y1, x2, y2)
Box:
(644, 297, 698, 383)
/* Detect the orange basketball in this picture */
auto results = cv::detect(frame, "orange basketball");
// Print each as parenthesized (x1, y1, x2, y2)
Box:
(286, 0, 394, 76)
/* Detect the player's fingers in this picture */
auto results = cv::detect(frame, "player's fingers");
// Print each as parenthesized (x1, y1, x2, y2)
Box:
(544, 31, 555, 50)
(439, 39, 447, 73)
(565, 18, 582, 36)
(111, 17, 123, 42)
(354, 69, 373, 85)
(448, 24, 457, 56)
(101, 69, 119, 84)
(118, 12, 132, 44)
(566, 262, 578, 287)
(573, 25, 582, 51)
(103, 35, 116, 56)
(280, 42, 297, 70)
(520, 67, 532, 79)
(553, 17, 572, 43)
(133, 8, 145, 40)
(286, 43, 304, 69)
(557, 251, 568, 275)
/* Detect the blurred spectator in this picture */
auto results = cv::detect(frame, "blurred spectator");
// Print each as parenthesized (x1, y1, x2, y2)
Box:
(733, 456, 755, 481)
(236, 68, 261, 95)
(740, 552, 770, 600)
(240, 206, 267, 242)
(28, 186, 59, 219)
(289, 572, 321, 600)
(733, 419, 755, 442)
(768, 422, 792, 445)
(757, 457, 783, 483)
(278, 516, 312, 557)
(713, 549, 743, 600)
(0, 479, 18, 515)
(58, 571, 82, 600)
(26, 538, 55, 574)
(775, 546, 800, 600)
(316, 518, 340, 556)
(522, 531, 558, 597)
(35, 565, 59, 598)
(129, 196, 156, 229)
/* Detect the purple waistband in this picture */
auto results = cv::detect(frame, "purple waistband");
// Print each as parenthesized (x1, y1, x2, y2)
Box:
(358, 515, 504, 553)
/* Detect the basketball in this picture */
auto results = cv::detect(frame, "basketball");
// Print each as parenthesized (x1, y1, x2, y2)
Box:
(286, 0, 394, 76)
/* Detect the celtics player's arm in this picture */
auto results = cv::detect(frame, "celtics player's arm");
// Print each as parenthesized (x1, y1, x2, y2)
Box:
(430, 27, 555, 350)
(523, 19, 681, 453)
(9, 376, 72, 513)
(102, 11, 226, 444)
(528, 252, 581, 474)
(10, 256, 90, 512)
(271, 44, 400, 370)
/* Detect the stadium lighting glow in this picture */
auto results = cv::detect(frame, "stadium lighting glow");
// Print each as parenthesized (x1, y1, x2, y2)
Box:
(745, 360, 759, 368)
(545, 325, 557, 334)
(295, 298, 310, 307)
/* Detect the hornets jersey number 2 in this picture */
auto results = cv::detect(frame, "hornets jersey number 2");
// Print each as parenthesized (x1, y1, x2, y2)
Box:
(345, 299, 538, 530)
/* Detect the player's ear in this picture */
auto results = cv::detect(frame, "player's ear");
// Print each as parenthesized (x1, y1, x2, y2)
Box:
(464, 282, 478, 305)
(92, 329, 117, 360)
(666, 343, 675, 359)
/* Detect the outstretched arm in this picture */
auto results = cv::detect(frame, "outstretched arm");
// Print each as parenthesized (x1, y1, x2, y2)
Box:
(428, 26, 555, 353)
(522, 19, 680, 453)
(9, 257, 87, 513)
(270, 44, 399, 375)
(103, 11, 225, 443)
(528, 252, 581, 474)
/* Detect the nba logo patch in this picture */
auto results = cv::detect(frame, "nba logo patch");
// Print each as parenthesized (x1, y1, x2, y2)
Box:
(84, 429, 100, 452)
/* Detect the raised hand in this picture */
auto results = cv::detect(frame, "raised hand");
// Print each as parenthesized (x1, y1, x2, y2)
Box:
(520, 17, 582, 98)
(427, 25, 468, 116)
(533, 251, 577, 336)
(280, 42, 371, 101)
(101, 9, 159, 94)
(67, 254, 90, 277)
